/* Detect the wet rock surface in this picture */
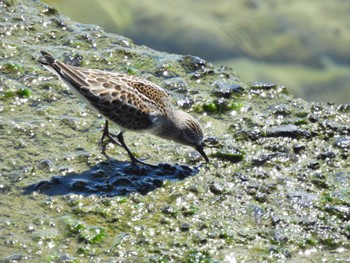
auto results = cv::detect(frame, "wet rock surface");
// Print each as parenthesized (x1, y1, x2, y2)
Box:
(1, 0, 350, 262)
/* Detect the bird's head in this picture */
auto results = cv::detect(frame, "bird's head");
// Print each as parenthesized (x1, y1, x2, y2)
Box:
(169, 110, 209, 163)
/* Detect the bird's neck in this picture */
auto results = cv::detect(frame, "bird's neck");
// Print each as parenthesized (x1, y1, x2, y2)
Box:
(156, 110, 183, 142)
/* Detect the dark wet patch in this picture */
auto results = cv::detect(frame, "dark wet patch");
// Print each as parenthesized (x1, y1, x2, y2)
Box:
(180, 55, 213, 72)
(211, 148, 244, 163)
(23, 159, 199, 196)
(334, 137, 350, 149)
(179, 55, 214, 79)
(249, 82, 279, 90)
(63, 53, 84, 67)
(324, 205, 350, 220)
(252, 152, 298, 166)
(212, 81, 244, 98)
(265, 124, 311, 139)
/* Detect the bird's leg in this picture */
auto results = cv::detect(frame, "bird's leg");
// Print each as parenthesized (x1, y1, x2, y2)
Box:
(116, 131, 157, 167)
(99, 120, 122, 153)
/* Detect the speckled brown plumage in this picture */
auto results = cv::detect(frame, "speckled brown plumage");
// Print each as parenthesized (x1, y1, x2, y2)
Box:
(48, 60, 170, 130)
(39, 51, 209, 165)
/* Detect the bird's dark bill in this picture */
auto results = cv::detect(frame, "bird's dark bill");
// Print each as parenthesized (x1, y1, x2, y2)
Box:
(195, 145, 209, 163)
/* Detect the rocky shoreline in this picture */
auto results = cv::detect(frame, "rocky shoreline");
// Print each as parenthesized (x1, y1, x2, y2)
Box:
(1, 0, 349, 261)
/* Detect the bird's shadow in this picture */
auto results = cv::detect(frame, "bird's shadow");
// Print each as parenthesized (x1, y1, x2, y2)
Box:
(23, 159, 199, 197)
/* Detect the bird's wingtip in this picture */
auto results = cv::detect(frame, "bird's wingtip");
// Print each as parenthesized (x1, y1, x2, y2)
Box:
(39, 51, 55, 65)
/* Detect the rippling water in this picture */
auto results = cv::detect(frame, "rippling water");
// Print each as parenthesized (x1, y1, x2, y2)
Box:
(42, 0, 350, 103)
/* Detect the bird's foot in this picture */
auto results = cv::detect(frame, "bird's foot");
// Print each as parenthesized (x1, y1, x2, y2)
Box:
(99, 120, 123, 153)
(130, 155, 158, 168)
(99, 132, 123, 153)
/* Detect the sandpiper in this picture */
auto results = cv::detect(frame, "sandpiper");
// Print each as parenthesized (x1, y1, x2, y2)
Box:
(39, 51, 209, 166)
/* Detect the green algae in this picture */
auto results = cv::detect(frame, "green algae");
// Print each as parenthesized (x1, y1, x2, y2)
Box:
(126, 66, 139, 75)
(79, 227, 106, 244)
(3, 87, 31, 99)
(2, 0, 15, 7)
(3, 89, 16, 98)
(17, 87, 31, 98)
(1, 62, 24, 74)
(194, 99, 242, 114)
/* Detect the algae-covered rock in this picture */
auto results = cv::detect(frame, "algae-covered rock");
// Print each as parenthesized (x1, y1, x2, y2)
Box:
(1, 0, 350, 262)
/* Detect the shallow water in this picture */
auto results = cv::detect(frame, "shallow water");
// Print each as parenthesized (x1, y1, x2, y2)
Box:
(42, 0, 350, 103)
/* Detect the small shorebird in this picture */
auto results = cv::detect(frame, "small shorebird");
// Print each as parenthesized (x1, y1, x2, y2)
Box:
(39, 51, 209, 166)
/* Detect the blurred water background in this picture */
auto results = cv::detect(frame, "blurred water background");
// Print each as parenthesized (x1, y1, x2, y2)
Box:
(42, 0, 350, 104)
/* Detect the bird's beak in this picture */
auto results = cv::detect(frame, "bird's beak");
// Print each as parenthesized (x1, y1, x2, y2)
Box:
(195, 144, 209, 163)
